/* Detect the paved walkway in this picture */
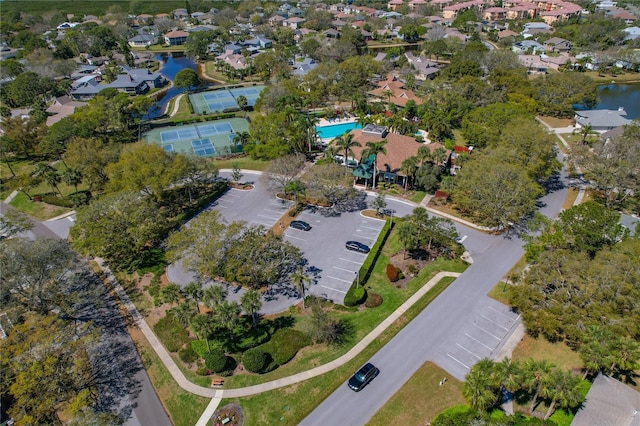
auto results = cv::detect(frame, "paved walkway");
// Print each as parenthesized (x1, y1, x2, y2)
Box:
(169, 93, 184, 117)
(99, 254, 461, 424)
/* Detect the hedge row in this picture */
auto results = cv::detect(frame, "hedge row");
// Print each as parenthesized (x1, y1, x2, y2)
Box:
(359, 218, 393, 284)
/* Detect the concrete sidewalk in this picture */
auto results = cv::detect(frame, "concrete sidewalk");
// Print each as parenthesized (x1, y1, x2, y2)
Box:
(99, 254, 460, 424)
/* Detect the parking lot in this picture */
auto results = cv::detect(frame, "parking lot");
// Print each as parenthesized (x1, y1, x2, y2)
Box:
(431, 298, 521, 380)
(210, 188, 292, 228)
(284, 208, 386, 304)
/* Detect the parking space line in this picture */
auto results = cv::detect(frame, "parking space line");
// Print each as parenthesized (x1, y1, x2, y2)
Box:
(359, 224, 383, 231)
(338, 258, 362, 265)
(343, 250, 367, 256)
(257, 214, 279, 220)
(327, 275, 353, 284)
(456, 343, 481, 360)
(285, 234, 306, 241)
(215, 204, 228, 208)
(333, 266, 355, 273)
(447, 353, 470, 369)
(472, 323, 502, 340)
(251, 220, 274, 227)
(226, 191, 242, 196)
(264, 209, 286, 214)
(464, 333, 493, 350)
(488, 306, 519, 321)
(320, 285, 347, 294)
(480, 315, 509, 331)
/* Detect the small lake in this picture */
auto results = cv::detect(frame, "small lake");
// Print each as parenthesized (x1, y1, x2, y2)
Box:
(595, 82, 640, 119)
(148, 52, 213, 118)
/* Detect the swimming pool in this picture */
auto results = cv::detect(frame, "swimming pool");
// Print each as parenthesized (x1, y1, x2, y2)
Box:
(316, 122, 362, 139)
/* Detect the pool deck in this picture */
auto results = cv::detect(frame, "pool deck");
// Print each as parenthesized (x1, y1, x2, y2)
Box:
(316, 114, 357, 127)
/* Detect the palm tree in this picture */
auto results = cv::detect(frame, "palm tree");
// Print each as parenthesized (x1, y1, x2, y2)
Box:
(417, 145, 432, 166)
(301, 114, 319, 153)
(578, 325, 610, 379)
(215, 300, 242, 338)
(541, 369, 583, 420)
(397, 220, 418, 259)
(463, 359, 498, 411)
(609, 336, 640, 376)
(183, 281, 203, 314)
(382, 89, 394, 105)
(203, 285, 227, 310)
(522, 358, 554, 412)
(190, 313, 214, 353)
(494, 358, 522, 401)
(579, 124, 593, 144)
(431, 147, 448, 166)
(43, 168, 62, 196)
(334, 131, 361, 173)
(400, 156, 418, 190)
(62, 167, 82, 192)
(284, 179, 306, 206)
(232, 131, 250, 149)
(236, 95, 248, 116)
(363, 140, 387, 190)
(240, 289, 263, 328)
(290, 266, 311, 308)
(171, 302, 194, 328)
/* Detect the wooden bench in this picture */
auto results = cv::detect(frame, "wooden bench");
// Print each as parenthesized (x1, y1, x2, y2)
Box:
(211, 379, 225, 387)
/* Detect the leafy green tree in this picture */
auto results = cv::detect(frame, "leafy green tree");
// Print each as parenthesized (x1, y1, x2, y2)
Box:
(231, 163, 243, 184)
(70, 192, 168, 271)
(190, 313, 214, 352)
(284, 179, 306, 205)
(399, 24, 426, 43)
(535, 73, 597, 117)
(184, 30, 215, 60)
(460, 102, 530, 149)
(61, 167, 83, 193)
(64, 137, 121, 192)
(454, 156, 543, 230)
(240, 289, 262, 328)
(0, 238, 78, 316)
(174, 68, 201, 92)
(397, 220, 419, 259)
(290, 266, 311, 308)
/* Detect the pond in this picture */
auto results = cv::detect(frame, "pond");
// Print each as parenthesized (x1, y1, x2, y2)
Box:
(595, 82, 640, 119)
(147, 52, 213, 118)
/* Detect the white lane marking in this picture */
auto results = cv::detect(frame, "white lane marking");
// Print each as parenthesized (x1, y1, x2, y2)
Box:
(447, 353, 470, 369)
(480, 314, 509, 331)
(472, 323, 502, 340)
(333, 266, 355, 273)
(327, 275, 353, 284)
(456, 343, 481, 360)
(343, 250, 367, 256)
(487, 305, 519, 321)
(264, 208, 287, 214)
(320, 285, 347, 294)
(359, 224, 383, 231)
(225, 192, 242, 197)
(464, 333, 493, 350)
(338, 258, 362, 265)
(257, 213, 279, 220)
(285, 234, 306, 241)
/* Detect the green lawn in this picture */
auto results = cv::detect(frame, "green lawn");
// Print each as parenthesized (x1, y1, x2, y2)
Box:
(211, 157, 271, 172)
(368, 361, 466, 426)
(8, 191, 71, 220)
(168, 94, 193, 121)
(512, 334, 583, 371)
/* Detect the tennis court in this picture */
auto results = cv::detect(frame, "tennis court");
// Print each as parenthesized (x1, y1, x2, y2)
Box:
(143, 118, 250, 158)
(189, 86, 265, 114)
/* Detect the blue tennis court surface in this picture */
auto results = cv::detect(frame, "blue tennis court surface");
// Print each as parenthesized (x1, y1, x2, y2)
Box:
(189, 86, 265, 115)
(143, 118, 250, 158)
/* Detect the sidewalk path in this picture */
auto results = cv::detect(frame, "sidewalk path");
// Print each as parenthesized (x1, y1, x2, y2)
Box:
(169, 93, 184, 117)
(100, 253, 460, 423)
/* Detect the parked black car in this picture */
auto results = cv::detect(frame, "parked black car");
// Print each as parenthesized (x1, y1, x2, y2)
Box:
(348, 362, 379, 391)
(345, 241, 370, 253)
(289, 220, 311, 231)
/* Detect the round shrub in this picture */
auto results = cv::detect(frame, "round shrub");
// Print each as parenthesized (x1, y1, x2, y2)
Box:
(179, 345, 198, 364)
(364, 292, 383, 308)
(386, 263, 400, 282)
(243, 347, 271, 373)
(265, 329, 310, 365)
(344, 286, 366, 307)
(195, 366, 210, 376)
(203, 349, 227, 373)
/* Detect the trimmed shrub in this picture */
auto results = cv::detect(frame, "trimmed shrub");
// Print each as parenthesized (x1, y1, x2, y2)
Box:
(358, 219, 393, 285)
(195, 366, 210, 376)
(386, 263, 400, 282)
(42, 194, 74, 208)
(344, 286, 366, 307)
(179, 345, 198, 364)
(153, 313, 191, 353)
(243, 347, 271, 373)
(203, 349, 228, 373)
(364, 292, 383, 308)
(263, 329, 310, 365)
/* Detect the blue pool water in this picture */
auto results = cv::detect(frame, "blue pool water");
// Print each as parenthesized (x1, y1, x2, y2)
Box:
(316, 122, 362, 139)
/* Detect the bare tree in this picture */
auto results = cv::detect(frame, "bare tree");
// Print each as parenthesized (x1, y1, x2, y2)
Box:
(261, 153, 306, 195)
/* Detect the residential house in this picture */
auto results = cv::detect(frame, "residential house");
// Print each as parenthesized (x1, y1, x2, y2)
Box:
(283, 17, 306, 29)
(539, 53, 572, 70)
(369, 73, 423, 107)
(292, 57, 318, 76)
(497, 29, 519, 39)
(387, 0, 405, 11)
(242, 35, 273, 49)
(173, 8, 189, 20)
(45, 96, 87, 126)
(409, 0, 428, 9)
(216, 52, 248, 71)
(404, 52, 440, 80)
(483, 7, 508, 20)
(544, 36, 572, 52)
(521, 22, 553, 37)
(164, 30, 189, 46)
(323, 28, 341, 38)
(574, 108, 632, 133)
(623, 26, 640, 41)
(517, 55, 548, 74)
(512, 40, 546, 54)
(70, 67, 165, 100)
(128, 34, 157, 48)
(269, 15, 286, 26)
(345, 125, 450, 187)
(572, 374, 640, 426)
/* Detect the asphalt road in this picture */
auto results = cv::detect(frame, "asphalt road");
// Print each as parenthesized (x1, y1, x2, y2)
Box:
(301, 159, 571, 425)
